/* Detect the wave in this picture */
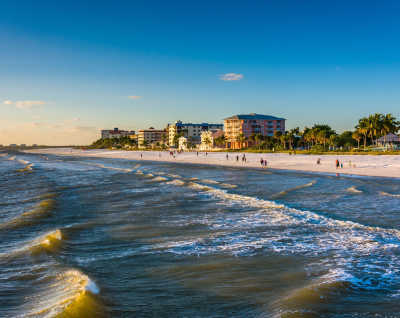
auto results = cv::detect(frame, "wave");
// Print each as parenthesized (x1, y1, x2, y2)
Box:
(219, 183, 237, 189)
(200, 179, 219, 185)
(93, 163, 132, 172)
(347, 186, 363, 194)
(271, 181, 316, 199)
(8, 155, 16, 161)
(277, 272, 351, 317)
(167, 173, 181, 178)
(25, 269, 105, 318)
(188, 182, 213, 191)
(0, 229, 63, 260)
(0, 197, 56, 230)
(166, 179, 185, 186)
(379, 191, 400, 198)
(151, 184, 400, 294)
(150, 176, 167, 182)
(17, 163, 34, 173)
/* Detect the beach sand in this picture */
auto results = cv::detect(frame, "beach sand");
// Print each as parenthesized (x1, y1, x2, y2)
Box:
(25, 148, 400, 178)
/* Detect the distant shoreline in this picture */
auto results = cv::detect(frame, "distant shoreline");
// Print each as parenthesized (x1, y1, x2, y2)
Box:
(23, 148, 400, 179)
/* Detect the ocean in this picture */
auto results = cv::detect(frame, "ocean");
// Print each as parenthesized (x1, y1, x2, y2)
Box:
(1, 151, 400, 317)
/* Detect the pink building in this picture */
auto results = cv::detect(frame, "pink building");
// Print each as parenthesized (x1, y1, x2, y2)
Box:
(224, 113, 285, 149)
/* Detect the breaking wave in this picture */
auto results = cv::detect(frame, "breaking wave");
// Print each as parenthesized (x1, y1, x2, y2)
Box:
(93, 163, 132, 172)
(347, 186, 363, 194)
(379, 191, 400, 198)
(150, 176, 167, 182)
(24, 269, 104, 318)
(0, 197, 56, 230)
(0, 229, 63, 260)
(271, 181, 316, 199)
(166, 179, 185, 186)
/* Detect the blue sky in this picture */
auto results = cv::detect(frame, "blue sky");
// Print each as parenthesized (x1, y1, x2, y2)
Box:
(1, 0, 400, 145)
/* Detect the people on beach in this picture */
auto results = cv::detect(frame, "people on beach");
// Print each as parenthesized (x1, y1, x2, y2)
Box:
(226, 154, 229, 160)
(236, 155, 239, 162)
(196, 152, 198, 156)
(263, 159, 268, 168)
(317, 158, 321, 165)
(336, 159, 340, 169)
(140, 153, 143, 158)
(260, 158, 264, 167)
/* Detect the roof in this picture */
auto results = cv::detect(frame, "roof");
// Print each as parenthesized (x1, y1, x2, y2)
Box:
(224, 113, 285, 121)
(377, 133, 400, 143)
(175, 122, 223, 127)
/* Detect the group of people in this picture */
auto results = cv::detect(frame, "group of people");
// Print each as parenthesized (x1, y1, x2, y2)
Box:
(260, 158, 268, 168)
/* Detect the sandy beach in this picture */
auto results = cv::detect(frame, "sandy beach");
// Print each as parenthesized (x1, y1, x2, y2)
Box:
(24, 148, 400, 178)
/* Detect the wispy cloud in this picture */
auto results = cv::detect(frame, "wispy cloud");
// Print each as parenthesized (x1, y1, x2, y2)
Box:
(219, 73, 244, 81)
(3, 100, 46, 109)
(128, 95, 142, 99)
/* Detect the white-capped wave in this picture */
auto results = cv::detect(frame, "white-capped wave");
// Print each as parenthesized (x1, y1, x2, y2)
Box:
(347, 186, 363, 194)
(271, 180, 316, 198)
(380, 191, 400, 198)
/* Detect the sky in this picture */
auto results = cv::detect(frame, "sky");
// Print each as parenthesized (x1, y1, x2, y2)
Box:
(1, 0, 400, 145)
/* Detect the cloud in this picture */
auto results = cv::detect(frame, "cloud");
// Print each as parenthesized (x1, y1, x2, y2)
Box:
(3, 100, 46, 109)
(128, 95, 141, 99)
(219, 73, 244, 81)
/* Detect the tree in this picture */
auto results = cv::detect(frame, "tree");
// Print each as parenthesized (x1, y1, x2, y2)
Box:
(352, 131, 362, 149)
(236, 133, 246, 149)
(356, 117, 369, 149)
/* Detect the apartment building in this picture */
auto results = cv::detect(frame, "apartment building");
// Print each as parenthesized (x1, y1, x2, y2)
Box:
(137, 127, 166, 147)
(101, 128, 135, 139)
(224, 113, 285, 149)
(168, 121, 223, 146)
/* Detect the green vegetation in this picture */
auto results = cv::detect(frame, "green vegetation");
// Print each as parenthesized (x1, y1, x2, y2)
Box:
(90, 136, 137, 149)
(229, 113, 400, 153)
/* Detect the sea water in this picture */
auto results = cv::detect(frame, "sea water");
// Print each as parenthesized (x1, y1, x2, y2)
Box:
(1, 151, 400, 317)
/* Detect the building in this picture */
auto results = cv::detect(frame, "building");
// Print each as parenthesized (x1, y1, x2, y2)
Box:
(168, 121, 223, 146)
(178, 136, 188, 151)
(199, 129, 224, 151)
(224, 113, 285, 149)
(376, 133, 400, 148)
(137, 127, 166, 148)
(101, 128, 135, 139)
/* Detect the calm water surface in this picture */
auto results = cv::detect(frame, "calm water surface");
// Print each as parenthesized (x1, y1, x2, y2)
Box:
(1, 152, 400, 317)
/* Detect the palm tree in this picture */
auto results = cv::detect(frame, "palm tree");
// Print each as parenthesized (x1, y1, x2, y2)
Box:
(352, 131, 362, 149)
(356, 117, 369, 149)
(381, 113, 400, 144)
(236, 133, 246, 149)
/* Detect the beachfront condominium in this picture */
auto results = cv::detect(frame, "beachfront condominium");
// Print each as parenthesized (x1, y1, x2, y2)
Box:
(168, 121, 223, 146)
(137, 127, 167, 147)
(101, 128, 135, 139)
(224, 113, 286, 149)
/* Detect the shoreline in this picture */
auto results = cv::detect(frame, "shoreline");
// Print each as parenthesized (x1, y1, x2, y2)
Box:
(23, 148, 400, 179)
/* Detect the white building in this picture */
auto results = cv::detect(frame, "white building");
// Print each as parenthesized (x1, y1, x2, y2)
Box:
(101, 128, 135, 139)
(168, 121, 223, 147)
(199, 129, 224, 151)
(178, 136, 188, 151)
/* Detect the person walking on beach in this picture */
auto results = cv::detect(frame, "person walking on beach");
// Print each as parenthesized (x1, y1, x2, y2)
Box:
(260, 158, 264, 167)
(226, 154, 229, 160)
(196, 151, 198, 157)
(336, 159, 340, 169)
(236, 155, 239, 162)
(141, 153, 143, 159)
(317, 158, 321, 165)
(264, 159, 267, 168)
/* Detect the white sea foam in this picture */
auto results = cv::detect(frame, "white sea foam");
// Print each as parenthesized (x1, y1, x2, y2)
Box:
(271, 180, 316, 198)
(380, 191, 400, 198)
(149, 184, 400, 293)
(151, 176, 167, 182)
(347, 186, 363, 194)
(166, 179, 185, 186)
